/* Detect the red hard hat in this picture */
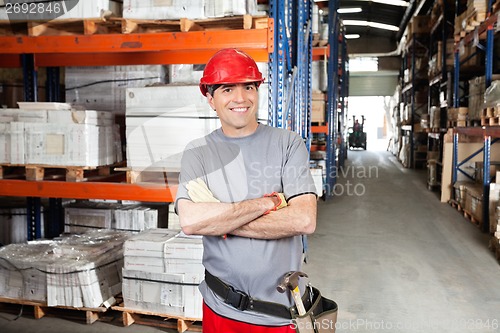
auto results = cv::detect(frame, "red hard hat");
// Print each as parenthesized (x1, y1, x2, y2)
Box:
(199, 48, 264, 96)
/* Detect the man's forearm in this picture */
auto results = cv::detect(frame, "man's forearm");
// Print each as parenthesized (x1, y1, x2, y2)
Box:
(178, 197, 276, 236)
(230, 194, 317, 239)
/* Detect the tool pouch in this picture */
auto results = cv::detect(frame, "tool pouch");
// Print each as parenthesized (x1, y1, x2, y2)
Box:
(291, 286, 338, 333)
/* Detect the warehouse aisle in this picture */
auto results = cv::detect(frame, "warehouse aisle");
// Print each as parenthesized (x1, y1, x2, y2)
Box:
(305, 149, 500, 333)
(2, 149, 500, 333)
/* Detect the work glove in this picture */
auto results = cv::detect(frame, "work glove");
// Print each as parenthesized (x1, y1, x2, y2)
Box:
(263, 192, 287, 214)
(186, 178, 220, 203)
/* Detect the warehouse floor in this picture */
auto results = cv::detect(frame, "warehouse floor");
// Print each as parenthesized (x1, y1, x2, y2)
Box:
(2, 149, 500, 333)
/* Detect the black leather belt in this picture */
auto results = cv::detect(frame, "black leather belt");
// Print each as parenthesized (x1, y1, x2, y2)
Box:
(205, 270, 311, 319)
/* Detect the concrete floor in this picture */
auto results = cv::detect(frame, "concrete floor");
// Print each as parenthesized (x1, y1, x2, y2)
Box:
(2, 149, 500, 332)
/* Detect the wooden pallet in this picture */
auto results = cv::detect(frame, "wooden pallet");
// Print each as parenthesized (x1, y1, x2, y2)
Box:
(111, 303, 202, 333)
(0, 163, 125, 182)
(0, 296, 111, 324)
(115, 167, 178, 184)
(0, 15, 269, 36)
(451, 199, 484, 227)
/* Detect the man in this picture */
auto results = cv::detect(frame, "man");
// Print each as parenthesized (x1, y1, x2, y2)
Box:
(175, 48, 317, 332)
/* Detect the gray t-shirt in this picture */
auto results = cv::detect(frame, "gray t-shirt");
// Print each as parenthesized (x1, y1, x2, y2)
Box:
(175, 124, 316, 326)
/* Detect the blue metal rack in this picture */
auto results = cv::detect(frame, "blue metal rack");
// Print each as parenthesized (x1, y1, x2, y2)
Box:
(268, 0, 313, 140)
(324, 0, 340, 198)
(451, 3, 499, 233)
(452, 127, 500, 233)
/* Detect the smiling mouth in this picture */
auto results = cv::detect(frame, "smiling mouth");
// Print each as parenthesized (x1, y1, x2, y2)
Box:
(231, 107, 248, 113)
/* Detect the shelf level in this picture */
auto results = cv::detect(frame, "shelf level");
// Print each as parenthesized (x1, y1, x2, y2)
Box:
(454, 126, 500, 137)
(0, 20, 274, 66)
(0, 180, 176, 202)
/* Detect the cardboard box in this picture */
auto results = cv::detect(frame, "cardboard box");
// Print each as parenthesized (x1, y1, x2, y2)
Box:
(311, 100, 325, 123)
(409, 15, 431, 35)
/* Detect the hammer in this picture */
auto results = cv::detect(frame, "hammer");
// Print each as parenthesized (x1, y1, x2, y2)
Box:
(277, 271, 308, 316)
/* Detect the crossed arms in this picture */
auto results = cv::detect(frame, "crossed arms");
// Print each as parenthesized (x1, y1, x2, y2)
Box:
(177, 188, 317, 240)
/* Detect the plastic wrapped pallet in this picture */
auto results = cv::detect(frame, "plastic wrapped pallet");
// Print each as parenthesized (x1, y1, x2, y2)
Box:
(0, 230, 130, 307)
(122, 229, 204, 318)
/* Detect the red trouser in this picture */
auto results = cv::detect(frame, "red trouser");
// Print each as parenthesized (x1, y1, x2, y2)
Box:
(202, 302, 296, 333)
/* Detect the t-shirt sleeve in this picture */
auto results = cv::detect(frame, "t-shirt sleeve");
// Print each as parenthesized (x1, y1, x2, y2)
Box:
(282, 132, 317, 199)
(174, 139, 209, 212)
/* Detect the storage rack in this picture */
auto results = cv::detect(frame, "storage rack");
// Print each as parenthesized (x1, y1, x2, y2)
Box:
(400, 30, 429, 168)
(452, 127, 500, 232)
(450, 2, 500, 233)
(0, 0, 325, 239)
(323, 0, 348, 198)
(426, 0, 455, 190)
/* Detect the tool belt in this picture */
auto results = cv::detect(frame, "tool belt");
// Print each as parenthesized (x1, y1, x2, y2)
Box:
(205, 270, 311, 319)
(205, 270, 338, 332)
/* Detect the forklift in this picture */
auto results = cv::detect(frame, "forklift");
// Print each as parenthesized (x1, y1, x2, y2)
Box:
(348, 115, 367, 150)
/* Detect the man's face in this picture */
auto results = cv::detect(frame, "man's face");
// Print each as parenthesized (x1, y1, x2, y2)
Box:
(207, 83, 259, 138)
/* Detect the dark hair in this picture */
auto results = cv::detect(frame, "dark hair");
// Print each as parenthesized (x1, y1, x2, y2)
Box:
(206, 82, 260, 96)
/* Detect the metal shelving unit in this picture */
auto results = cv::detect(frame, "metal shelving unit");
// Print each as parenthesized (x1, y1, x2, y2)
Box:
(323, 0, 348, 198)
(452, 127, 500, 232)
(400, 31, 429, 169)
(450, 2, 499, 233)
(426, 0, 455, 190)
(0, 0, 320, 238)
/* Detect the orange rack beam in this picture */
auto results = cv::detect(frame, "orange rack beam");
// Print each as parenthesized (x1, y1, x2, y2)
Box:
(312, 46, 329, 61)
(0, 23, 274, 66)
(0, 180, 176, 203)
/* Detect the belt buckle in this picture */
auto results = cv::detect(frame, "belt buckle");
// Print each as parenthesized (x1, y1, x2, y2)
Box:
(226, 286, 250, 311)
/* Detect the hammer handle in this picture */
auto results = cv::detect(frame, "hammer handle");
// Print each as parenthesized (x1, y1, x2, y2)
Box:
(292, 286, 307, 316)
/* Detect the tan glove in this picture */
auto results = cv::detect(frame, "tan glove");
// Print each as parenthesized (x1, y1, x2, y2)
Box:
(263, 192, 287, 214)
(186, 178, 220, 203)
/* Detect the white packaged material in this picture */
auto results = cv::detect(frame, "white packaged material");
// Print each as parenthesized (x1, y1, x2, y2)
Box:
(125, 84, 269, 171)
(66, 66, 166, 115)
(23, 123, 109, 166)
(123, 228, 180, 257)
(0, 0, 122, 21)
(123, 0, 247, 20)
(47, 110, 114, 126)
(9, 122, 25, 164)
(0, 123, 10, 164)
(0, 230, 129, 307)
(122, 269, 203, 319)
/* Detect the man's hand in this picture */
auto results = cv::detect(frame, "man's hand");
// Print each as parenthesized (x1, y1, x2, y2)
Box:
(187, 178, 220, 203)
(263, 192, 287, 214)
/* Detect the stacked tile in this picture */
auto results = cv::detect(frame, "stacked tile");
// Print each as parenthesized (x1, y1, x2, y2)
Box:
(0, 230, 130, 308)
(64, 201, 168, 234)
(65, 65, 167, 115)
(0, 103, 121, 167)
(122, 0, 262, 20)
(122, 229, 204, 319)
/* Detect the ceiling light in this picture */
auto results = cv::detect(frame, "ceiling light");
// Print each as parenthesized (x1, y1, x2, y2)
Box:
(338, 7, 363, 14)
(345, 34, 361, 39)
(343, 20, 400, 31)
(367, 0, 409, 7)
